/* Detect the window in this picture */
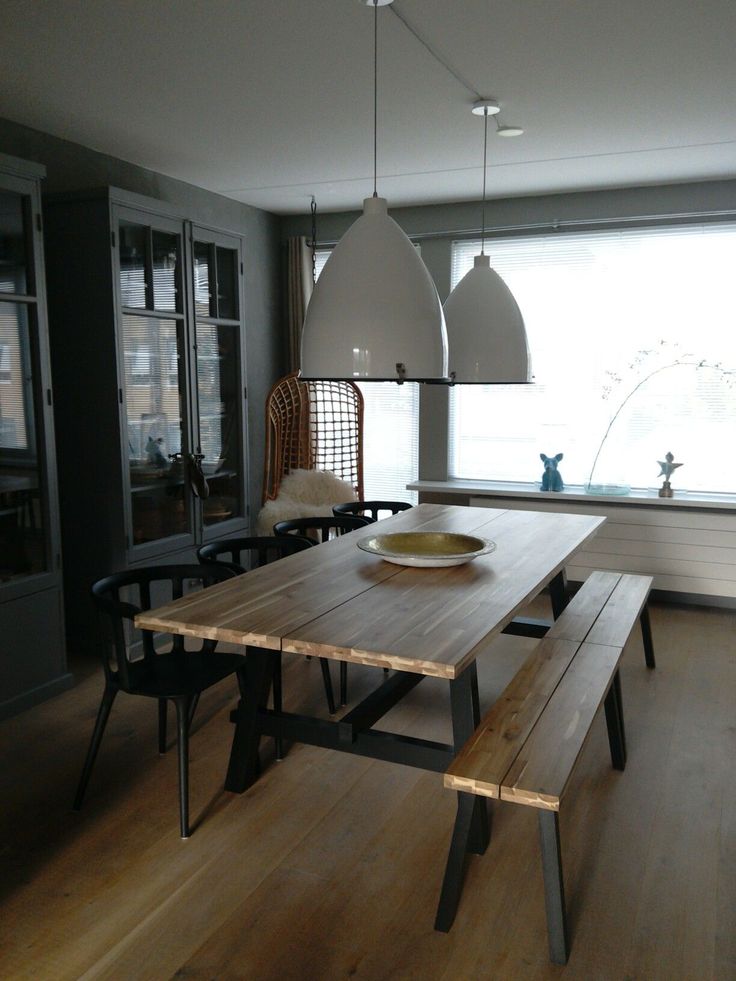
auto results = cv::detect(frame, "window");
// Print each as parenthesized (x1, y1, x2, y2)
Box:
(449, 224, 736, 494)
(0, 341, 10, 383)
(314, 249, 418, 503)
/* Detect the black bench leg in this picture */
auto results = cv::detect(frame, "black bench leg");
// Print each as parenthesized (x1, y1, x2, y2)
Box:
(225, 648, 275, 793)
(604, 669, 627, 770)
(640, 606, 656, 668)
(549, 569, 569, 619)
(538, 809, 570, 965)
(434, 791, 477, 932)
(450, 663, 491, 855)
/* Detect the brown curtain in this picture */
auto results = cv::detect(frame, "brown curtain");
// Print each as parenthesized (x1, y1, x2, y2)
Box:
(286, 236, 314, 373)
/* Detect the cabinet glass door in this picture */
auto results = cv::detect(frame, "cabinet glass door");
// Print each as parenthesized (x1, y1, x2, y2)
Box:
(0, 302, 48, 582)
(117, 214, 194, 549)
(192, 237, 245, 529)
(0, 184, 54, 585)
(123, 314, 190, 545)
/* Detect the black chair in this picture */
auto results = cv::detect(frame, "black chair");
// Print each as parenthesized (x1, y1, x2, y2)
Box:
(197, 535, 336, 747)
(74, 563, 241, 839)
(333, 500, 413, 523)
(197, 533, 314, 575)
(273, 514, 371, 544)
(273, 515, 372, 706)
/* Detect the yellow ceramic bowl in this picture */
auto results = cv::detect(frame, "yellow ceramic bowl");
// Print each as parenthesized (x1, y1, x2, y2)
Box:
(357, 531, 496, 568)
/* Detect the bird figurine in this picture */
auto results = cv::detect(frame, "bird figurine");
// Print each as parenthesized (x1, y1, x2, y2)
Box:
(657, 451, 682, 497)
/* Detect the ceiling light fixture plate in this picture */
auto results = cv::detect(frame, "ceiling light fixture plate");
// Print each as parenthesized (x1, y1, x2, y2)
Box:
(497, 125, 524, 137)
(471, 99, 500, 116)
(361, 0, 394, 6)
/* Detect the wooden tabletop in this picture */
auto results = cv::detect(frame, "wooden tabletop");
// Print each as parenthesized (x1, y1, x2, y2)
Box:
(136, 503, 604, 679)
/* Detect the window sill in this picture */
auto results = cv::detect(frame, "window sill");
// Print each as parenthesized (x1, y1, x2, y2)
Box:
(407, 479, 736, 512)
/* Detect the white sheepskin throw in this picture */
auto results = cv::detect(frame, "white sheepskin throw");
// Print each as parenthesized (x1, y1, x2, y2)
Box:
(256, 469, 357, 536)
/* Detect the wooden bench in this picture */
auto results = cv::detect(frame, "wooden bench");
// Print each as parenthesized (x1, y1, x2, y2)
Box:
(435, 570, 654, 965)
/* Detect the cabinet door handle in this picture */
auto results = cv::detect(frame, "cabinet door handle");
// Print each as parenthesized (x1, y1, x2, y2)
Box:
(188, 453, 210, 500)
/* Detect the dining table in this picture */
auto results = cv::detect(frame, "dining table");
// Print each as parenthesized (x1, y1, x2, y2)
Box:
(136, 502, 605, 859)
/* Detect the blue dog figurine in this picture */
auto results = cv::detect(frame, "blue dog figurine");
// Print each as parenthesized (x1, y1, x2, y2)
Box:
(540, 453, 564, 491)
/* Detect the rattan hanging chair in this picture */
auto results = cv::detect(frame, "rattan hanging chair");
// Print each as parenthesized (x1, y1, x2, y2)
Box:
(262, 373, 364, 504)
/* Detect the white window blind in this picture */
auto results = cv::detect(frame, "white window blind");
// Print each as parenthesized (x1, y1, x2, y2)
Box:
(314, 248, 418, 503)
(449, 224, 736, 494)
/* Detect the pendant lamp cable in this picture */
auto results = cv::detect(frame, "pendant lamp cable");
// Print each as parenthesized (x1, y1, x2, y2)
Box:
(310, 195, 317, 283)
(481, 108, 488, 254)
(373, 0, 378, 197)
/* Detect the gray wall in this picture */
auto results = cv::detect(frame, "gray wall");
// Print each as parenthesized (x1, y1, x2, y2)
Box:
(0, 116, 286, 521)
(282, 178, 736, 482)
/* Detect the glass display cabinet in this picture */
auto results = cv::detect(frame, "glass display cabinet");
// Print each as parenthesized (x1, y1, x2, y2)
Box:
(44, 188, 248, 657)
(0, 153, 68, 719)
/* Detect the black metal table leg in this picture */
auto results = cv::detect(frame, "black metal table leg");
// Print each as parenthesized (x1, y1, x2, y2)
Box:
(450, 662, 491, 855)
(538, 809, 570, 965)
(434, 663, 493, 932)
(225, 647, 275, 793)
(640, 606, 656, 668)
(549, 569, 569, 619)
(434, 792, 477, 932)
(273, 652, 284, 760)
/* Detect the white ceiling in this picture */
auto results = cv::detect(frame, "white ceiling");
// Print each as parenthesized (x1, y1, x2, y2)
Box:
(2, 0, 736, 215)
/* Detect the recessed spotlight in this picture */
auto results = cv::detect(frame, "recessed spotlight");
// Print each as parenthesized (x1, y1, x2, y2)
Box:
(497, 125, 524, 137)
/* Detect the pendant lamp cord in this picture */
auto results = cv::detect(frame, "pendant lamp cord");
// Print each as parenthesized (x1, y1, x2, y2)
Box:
(481, 108, 488, 254)
(373, 0, 378, 197)
(310, 196, 317, 284)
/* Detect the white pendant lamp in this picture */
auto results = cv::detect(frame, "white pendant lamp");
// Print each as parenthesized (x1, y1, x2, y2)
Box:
(443, 101, 531, 384)
(300, 0, 449, 383)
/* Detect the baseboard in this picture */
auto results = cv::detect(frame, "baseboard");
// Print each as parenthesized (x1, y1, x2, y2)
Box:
(0, 672, 75, 721)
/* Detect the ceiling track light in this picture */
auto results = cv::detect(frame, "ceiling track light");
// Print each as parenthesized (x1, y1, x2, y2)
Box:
(441, 102, 532, 384)
(300, 0, 449, 382)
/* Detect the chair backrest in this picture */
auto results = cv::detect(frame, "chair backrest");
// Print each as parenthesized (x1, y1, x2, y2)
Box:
(273, 515, 371, 544)
(262, 372, 364, 503)
(91, 564, 235, 691)
(333, 501, 413, 523)
(197, 535, 314, 575)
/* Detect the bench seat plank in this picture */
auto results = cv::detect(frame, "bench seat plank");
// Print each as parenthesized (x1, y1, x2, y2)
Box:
(444, 638, 581, 798)
(500, 641, 621, 811)
(546, 571, 621, 642)
(586, 573, 653, 648)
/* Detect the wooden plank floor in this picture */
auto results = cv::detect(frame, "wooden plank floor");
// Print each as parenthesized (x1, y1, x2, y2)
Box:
(0, 599, 734, 980)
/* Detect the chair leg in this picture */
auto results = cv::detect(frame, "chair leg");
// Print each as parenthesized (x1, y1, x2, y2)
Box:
(188, 693, 201, 732)
(640, 605, 656, 668)
(73, 684, 117, 810)
(319, 657, 336, 715)
(158, 698, 167, 754)
(174, 697, 192, 839)
(340, 661, 348, 707)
